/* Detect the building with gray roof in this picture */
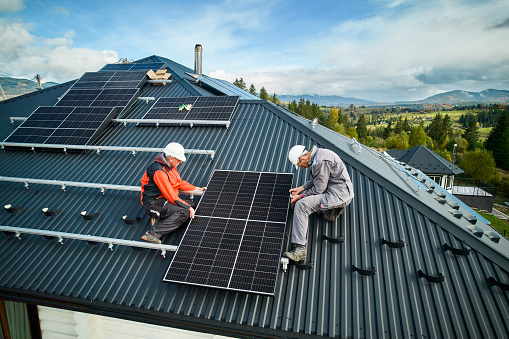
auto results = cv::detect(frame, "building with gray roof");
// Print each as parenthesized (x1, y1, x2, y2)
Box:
(0, 53, 508, 339)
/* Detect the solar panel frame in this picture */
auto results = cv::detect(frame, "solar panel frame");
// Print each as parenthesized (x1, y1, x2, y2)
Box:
(163, 170, 293, 296)
(142, 95, 240, 124)
(98, 62, 166, 72)
(3, 106, 117, 146)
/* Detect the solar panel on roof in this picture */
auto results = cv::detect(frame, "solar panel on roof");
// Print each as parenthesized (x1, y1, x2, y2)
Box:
(142, 95, 240, 123)
(163, 170, 293, 295)
(3, 106, 116, 146)
(99, 62, 165, 72)
(72, 71, 147, 89)
(56, 88, 139, 112)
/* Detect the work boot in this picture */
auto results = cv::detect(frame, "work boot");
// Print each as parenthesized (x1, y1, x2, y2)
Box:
(323, 206, 346, 222)
(283, 244, 307, 262)
(141, 231, 161, 244)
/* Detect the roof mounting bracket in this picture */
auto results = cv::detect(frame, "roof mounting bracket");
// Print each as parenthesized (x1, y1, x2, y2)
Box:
(132, 150, 136, 157)
(418, 269, 445, 283)
(381, 238, 405, 248)
(280, 257, 289, 272)
(61, 184, 66, 191)
(24, 181, 29, 189)
(323, 234, 345, 243)
(96, 149, 101, 155)
(291, 261, 314, 270)
(353, 265, 376, 276)
(443, 243, 470, 255)
(488, 276, 509, 291)
(63, 147, 67, 154)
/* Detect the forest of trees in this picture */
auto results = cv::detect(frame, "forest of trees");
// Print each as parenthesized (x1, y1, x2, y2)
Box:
(232, 78, 509, 197)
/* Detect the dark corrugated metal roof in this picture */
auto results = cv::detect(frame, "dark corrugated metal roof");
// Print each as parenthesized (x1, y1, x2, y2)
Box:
(0, 56, 508, 339)
(387, 145, 464, 175)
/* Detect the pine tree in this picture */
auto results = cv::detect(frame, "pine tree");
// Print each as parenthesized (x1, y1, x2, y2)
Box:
(485, 111, 509, 169)
(249, 84, 257, 97)
(463, 120, 479, 151)
(232, 77, 247, 90)
(356, 115, 368, 141)
(259, 87, 270, 100)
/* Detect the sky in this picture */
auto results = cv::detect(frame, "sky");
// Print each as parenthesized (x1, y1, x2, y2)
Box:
(1, 0, 508, 102)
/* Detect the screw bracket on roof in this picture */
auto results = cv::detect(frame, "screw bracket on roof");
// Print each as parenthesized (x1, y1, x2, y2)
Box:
(418, 269, 445, 283)
(488, 276, 509, 291)
(381, 237, 405, 248)
(443, 243, 470, 255)
(353, 265, 376, 276)
(323, 234, 345, 243)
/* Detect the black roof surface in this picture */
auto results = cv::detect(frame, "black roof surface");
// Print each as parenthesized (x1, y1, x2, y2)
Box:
(0, 55, 508, 339)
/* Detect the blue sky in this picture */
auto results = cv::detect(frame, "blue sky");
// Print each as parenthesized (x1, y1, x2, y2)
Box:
(1, 0, 508, 102)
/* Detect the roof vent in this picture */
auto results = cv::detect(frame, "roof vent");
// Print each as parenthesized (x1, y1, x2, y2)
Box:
(195, 44, 203, 75)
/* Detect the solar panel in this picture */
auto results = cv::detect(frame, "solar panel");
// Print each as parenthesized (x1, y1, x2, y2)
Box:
(163, 170, 293, 295)
(142, 96, 240, 123)
(72, 71, 147, 89)
(56, 88, 139, 111)
(99, 62, 165, 72)
(3, 106, 116, 146)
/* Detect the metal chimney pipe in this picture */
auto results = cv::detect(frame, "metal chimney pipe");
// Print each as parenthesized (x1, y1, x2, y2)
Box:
(194, 44, 202, 76)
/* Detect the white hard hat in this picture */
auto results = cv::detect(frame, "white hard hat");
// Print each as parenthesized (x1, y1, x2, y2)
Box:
(164, 142, 186, 162)
(288, 145, 307, 169)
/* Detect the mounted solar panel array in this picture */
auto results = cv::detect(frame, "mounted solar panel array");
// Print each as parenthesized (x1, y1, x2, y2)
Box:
(72, 71, 148, 89)
(141, 96, 240, 126)
(99, 62, 166, 72)
(163, 170, 293, 296)
(3, 106, 116, 146)
(56, 88, 140, 110)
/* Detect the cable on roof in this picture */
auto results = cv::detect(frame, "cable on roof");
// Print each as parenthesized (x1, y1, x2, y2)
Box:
(488, 276, 509, 291)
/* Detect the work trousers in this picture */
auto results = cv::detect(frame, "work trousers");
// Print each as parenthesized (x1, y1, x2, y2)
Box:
(142, 198, 196, 238)
(291, 194, 351, 246)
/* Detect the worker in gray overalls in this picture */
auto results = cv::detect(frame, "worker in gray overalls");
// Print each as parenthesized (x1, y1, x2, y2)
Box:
(284, 145, 354, 262)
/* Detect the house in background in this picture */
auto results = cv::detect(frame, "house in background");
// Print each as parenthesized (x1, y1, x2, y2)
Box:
(1, 50, 508, 339)
(386, 144, 464, 193)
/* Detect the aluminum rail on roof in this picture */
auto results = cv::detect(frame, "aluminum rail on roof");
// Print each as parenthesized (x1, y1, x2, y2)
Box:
(0, 176, 204, 198)
(0, 226, 177, 257)
(113, 118, 231, 128)
(0, 142, 215, 159)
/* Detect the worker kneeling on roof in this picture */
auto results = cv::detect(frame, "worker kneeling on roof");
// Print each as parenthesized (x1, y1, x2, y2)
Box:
(140, 142, 206, 244)
(284, 145, 354, 262)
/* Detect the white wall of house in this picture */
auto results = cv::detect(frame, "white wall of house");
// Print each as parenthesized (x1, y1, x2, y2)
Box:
(38, 306, 234, 339)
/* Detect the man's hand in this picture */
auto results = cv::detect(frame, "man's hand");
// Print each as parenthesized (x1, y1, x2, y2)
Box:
(197, 187, 207, 191)
(290, 194, 300, 204)
(189, 207, 195, 219)
(289, 186, 304, 195)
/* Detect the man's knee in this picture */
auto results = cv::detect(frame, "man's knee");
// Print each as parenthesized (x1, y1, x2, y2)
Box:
(294, 199, 308, 214)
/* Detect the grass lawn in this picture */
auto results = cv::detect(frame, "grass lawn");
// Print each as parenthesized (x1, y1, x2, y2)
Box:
(478, 212, 509, 238)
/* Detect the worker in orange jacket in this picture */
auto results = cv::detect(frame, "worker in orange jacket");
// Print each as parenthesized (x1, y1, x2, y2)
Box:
(140, 142, 206, 244)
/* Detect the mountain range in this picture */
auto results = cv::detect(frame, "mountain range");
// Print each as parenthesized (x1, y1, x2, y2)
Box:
(0, 76, 58, 99)
(1, 75, 508, 106)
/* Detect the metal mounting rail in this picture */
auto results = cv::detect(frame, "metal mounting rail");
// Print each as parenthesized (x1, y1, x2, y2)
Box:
(113, 118, 231, 129)
(0, 176, 204, 198)
(0, 142, 215, 159)
(0, 225, 177, 258)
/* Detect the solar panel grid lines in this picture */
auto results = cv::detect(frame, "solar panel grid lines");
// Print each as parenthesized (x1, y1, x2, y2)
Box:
(163, 170, 293, 295)
(142, 95, 240, 123)
(55, 88, 140, 109)
(71, 71, 148, 89)
(3, 106, 117, 146)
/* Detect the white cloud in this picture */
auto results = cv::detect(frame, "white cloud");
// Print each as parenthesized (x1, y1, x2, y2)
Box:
(211, 0, 509, 102)
(0, 0, 25, 12)
(0, 19, 118, 83)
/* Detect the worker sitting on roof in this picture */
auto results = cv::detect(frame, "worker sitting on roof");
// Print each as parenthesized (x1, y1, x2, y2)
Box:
(284, 145, 354, 262)
(140, 142, 206, 244)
